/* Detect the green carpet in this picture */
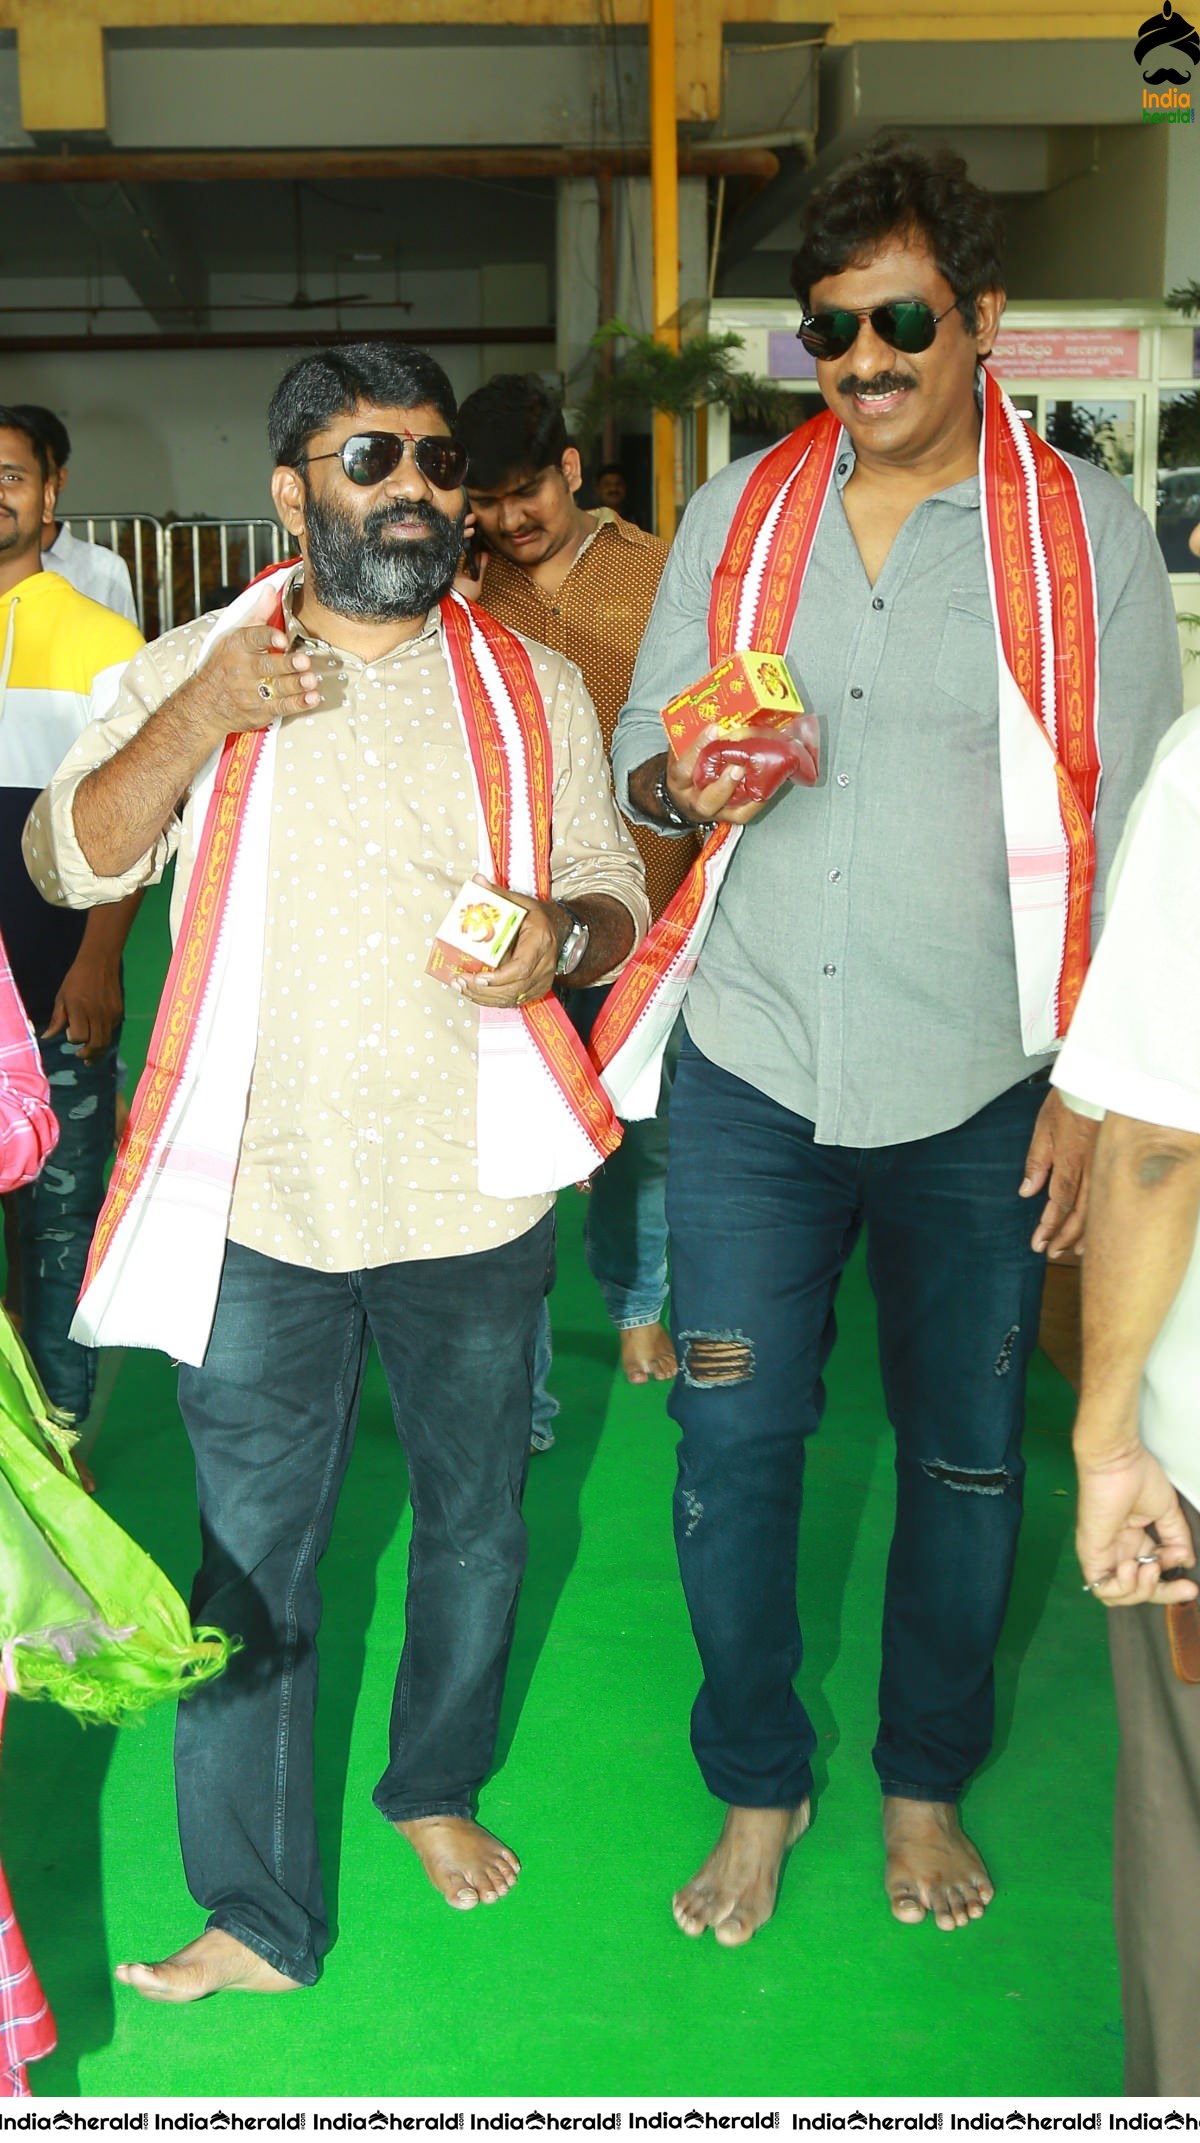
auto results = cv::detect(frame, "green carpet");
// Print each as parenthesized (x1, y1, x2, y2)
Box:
(0, 884, 1122, 2097)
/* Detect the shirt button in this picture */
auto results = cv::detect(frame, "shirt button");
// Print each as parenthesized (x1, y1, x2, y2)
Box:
(828, 868, 842, 883)
(872, 597, 884, 611)
(837, 461, 849, 476)
(850, 687, 863, 700)
(836, 772, 850, 788)
(823, 963, 838, 978)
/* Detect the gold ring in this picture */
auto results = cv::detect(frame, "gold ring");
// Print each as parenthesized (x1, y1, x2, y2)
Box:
(257, 678, 275, 703)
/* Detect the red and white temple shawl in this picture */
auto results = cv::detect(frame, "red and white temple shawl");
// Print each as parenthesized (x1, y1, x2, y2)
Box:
(592, 365, 1101, 1117)
(71, 570, 619, 1367)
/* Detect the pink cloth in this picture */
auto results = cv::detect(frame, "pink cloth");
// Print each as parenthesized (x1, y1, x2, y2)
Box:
(0, 1698, 56, 2094)
(0, 934, 57, 1195)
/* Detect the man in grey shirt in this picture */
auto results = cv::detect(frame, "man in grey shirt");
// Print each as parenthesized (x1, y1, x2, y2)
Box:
(614, 142, 1180, 1945)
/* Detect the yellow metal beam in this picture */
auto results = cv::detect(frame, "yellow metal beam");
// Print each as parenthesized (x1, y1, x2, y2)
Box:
(13, 5, 106, 135)
(5, 0, 767, 135)
(1, 0, 1138, 141)
(829, 8, 1136, 32)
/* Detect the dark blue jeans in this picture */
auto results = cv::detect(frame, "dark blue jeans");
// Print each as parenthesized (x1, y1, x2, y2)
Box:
(666, 1037, 1048, 1811)
(174, 1216, 553, 1985)
(16, 1033, 119, 1419)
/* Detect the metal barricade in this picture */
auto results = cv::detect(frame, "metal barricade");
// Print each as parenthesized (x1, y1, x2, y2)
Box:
(60, 513, 288, 639)
(162, 518, 288, 631)
(60, 514, 165, 638)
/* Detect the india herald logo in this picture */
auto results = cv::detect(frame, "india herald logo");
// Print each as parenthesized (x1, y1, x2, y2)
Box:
(1135, 0, 1200, 82)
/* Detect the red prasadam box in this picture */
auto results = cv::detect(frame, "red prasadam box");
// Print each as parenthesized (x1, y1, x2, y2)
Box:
(663, 651, 806, 760)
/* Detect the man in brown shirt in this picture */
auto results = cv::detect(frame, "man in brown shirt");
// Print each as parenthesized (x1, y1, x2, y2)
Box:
(28, 344, 647, 2002)
(458, 374, 694, 1409)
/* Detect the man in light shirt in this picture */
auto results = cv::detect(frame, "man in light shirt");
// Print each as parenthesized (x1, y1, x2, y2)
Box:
(11, 405, 139, 625)
(1052, 706, 1200, 2097)
(612, 141, 1180, 1944)
(26, 343, 647, 2003)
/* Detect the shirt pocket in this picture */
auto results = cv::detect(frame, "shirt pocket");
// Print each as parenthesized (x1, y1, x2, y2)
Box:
(933, 591, 998, 716)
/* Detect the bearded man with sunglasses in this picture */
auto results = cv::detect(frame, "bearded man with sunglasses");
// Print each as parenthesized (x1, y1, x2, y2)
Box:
(25, 343, 648, 2001)
(607, 142, 1181, 1944)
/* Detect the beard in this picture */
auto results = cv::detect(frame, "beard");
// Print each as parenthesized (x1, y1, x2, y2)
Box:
(303, 488, 467, 622)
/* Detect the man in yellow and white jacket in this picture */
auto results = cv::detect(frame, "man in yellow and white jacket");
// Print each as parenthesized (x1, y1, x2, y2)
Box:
(0, 404, 143, 1422)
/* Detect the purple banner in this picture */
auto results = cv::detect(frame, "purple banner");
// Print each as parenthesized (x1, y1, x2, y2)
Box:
(768, 330, 818, 380)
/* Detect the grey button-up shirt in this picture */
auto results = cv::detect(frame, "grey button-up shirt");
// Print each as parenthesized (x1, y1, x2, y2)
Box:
(613, 439, 1182, 1148)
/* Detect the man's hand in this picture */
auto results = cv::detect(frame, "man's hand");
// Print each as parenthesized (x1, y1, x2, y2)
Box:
(186, 585, 323, 750)
(72, 588, 326, 882)
(667, 730, 779, 827)
(455, 886, 567, 1010)
(1075, 1436, 1198, 1607)
(44, 954, 123, 1063)
(1020, 1087, 1099, 1257)
(453, 515, 487, 602)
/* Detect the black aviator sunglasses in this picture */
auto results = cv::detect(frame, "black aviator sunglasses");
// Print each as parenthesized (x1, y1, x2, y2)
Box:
(797, 299, 958, 363)
(302, 429, 470, 491)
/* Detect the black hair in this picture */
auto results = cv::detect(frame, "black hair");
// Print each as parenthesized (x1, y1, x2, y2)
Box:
(596, 461, 626, 480)
(456, 375, 571, 492)
(789, 139, 1006, 334)
(8, 403, 70, 471)
(0, 406, 51, 483)
(267, 342, 458, 467)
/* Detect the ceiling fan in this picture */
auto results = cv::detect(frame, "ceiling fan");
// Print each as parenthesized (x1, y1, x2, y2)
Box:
(239, 181, 371, 309)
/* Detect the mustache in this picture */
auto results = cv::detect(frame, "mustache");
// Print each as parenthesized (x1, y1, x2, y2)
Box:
(364, 499, 447, 537)
(836, 370, 916, 398)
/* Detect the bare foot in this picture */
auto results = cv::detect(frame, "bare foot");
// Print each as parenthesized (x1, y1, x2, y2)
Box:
(114, 1928, 303, 2002)
(619, 1322, 678, 1385)
(672, 1801, 810, 1946)
(883, 1797, 994, 1931)
(394, 1815, 520, 1910)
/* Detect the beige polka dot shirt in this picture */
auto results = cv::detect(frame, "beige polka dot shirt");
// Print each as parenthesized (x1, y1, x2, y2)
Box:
(25, 582, 650, 1274)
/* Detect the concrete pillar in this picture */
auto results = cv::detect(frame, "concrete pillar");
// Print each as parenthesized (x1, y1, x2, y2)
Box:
(556, 172, 707, 419)
(556, 176, 603, 395)
(1163, 128, 1200, 296)
(611, 175, 708, 334)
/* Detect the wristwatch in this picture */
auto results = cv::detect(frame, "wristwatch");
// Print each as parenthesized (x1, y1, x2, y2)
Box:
(555, 903, 591, 978)
(652, 763, 696, 831)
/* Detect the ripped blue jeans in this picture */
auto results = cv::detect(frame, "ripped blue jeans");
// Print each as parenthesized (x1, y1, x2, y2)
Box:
(665, 1034, 1048, 1809)
(16, 1033, 118, 1419)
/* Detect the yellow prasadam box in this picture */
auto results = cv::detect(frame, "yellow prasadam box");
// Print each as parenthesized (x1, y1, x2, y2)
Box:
(426, 880, 526, 985)
(663, 650, 805, 760)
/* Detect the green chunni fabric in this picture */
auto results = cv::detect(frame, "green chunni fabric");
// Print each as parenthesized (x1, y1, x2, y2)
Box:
(0, 1314, 232, 1723)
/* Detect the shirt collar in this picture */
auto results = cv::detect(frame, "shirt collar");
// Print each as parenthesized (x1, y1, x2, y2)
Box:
(831, 436, 980, 510)
(281, 568, 442, 660)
